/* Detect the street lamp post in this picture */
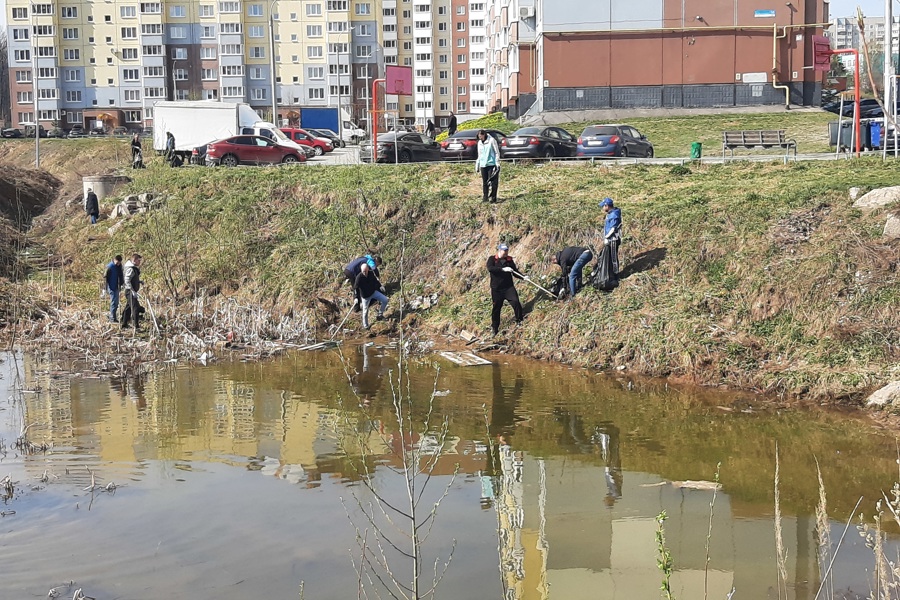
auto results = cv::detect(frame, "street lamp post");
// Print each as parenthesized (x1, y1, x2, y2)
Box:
(31, 3, 40, 168)
(269, 0, 278, 125)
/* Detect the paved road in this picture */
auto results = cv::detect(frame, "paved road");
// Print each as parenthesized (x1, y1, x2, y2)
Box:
(308, 146, 362, 166)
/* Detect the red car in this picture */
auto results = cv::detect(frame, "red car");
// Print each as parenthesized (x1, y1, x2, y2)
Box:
(206, 135, 306, 167)
(279, 128, 334, 156)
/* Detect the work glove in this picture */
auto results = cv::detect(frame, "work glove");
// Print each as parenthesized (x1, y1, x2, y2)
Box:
(380, 286, 386, 294)
(603, 239, 609, 246)
(502, 267, 513, 273)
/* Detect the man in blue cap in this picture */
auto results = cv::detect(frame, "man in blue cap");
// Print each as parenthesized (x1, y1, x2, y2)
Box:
(486, 242, 524, 336)
(599, 197, 622, 274)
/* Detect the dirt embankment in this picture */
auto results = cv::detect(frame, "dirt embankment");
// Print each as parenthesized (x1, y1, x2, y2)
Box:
(1, 142, 899, 402)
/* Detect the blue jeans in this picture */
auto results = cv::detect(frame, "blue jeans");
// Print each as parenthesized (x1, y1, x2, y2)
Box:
(90, 214, 98, 224)
(569, 249, 593, 296)
(361, 291, 388, 328)
(109, 288, 120, 322)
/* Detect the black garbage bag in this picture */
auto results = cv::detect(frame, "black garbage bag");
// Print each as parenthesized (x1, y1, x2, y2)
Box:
(590, 245, 619, 292)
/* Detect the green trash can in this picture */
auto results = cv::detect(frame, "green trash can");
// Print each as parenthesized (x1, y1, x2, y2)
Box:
(691, 142, 703, 160)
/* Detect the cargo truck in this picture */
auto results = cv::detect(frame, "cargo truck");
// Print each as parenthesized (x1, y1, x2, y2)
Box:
(152, 101, 304, 159)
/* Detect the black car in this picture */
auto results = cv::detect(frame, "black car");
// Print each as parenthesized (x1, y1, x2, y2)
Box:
(440, 129, 507, 160)
(47, 128, 67, 139)
(1, 128, 23, 139)
(308, 128, 345, 148)
(577, 124, 654, 158)
(375, 132, 442, 163)
(823, 98, 882, 117)
(502, 126, 578, 159)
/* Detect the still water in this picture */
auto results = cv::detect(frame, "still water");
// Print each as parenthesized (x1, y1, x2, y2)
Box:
(0, 346, 898, 600)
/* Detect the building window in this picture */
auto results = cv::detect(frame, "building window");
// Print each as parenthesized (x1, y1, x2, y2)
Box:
(328, 21, 348, 32)
(172, 47, 188, 59)
(143, 45, 163, 56)
(12, 7, 28, 19)
(123, 68, 140, 81)
(12, 28, 29, 41)
(327, 1, 348, 10)
(472, 100, 485, 109)
(15, 71, 32, 83)
(219, 2, 240, 13)
(37, 47, 56, 57)
(437, 6, 447, 14)
(457, 86, 467, 95)
(222, 65, 243, 75)
(384, 7, 395, 16)
(200, 4, 215, 16)
(173, 69, 188, 80)
(201, 68, 218, 80)
(471, 3, 485, 10)
(140, 2, 161, 14)
(307, 25, 323, 37)
(169, 5, 186, 17)
(203, 90, 219, 100)
(249, 46, 265, 58)
(64, 49, 80, 61)
(39, 110, 59, 121)
(416, 85, 432, 93)
(62, 6, 79, 18)
(355, 2, 371, 15)
(120, 5, 137, 18)
(456, 5, 466, 14)
(144, 66, 163, 76)
(121, 27, 138, 39)
(438, 54, 448, 63)
(457, 38, 466, 47)
(471, 68, 485, 76)
(249, 25, 264, 37)
(142, 23, 163, 34)
(221, 44, 243, 55)
(470, 19, 484, 27)
(222, 86, 244, 97)
(144, 87, 165, 98)
(415, 53, 431, 61)
(328, 43, 348, 54)
(201, 47, 217, 59)
(17, 92, 33, 104)
(308, 46, 324, 58)
(220, 23, 242, 33)
(471, 51, 485, 60)
(457, 69, 466, 79)
(125, 110, 141, 122)
(251, 88, 267, 100)
(33, 4, 53, 15)
(202, 25, 216, 38)
(18, 112, 35, 124)
(456, 22, 466, 31)
(247, 4, 263, 16)
(68, 111, 84, 123)
(457, 54, 467, 64)
(249, 67, 264, 79)
(416, 101, 432, 109)
(122, 48, 139, 60)
(309, 88, 325, 100)
(307, 3, 322, 15)
(329, 85, 350, 96)
(39, 89, 58, 99)
(355, 45, 372, 58)
(125, 89, 141, 102)
(308, 66, 324, 79)
(170, 26, 187, 39)
(33, 25, 54, 36)
(36, 68, 55, 79)
(457, 102, 467, 112)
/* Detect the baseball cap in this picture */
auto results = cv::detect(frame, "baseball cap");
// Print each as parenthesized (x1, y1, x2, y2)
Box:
(599, 197, 614, 208)
(497, 243, 509, 251)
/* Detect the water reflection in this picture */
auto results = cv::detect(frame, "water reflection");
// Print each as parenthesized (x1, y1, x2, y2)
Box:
(3, 349, 899, 599)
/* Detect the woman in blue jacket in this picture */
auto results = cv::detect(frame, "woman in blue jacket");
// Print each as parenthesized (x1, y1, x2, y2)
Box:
(599, 197, 622, 274)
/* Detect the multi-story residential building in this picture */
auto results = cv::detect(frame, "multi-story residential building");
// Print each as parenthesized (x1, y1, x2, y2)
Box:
(829, 15, 898, 71)
(486, 0, 830, 117)
(5, 0, 488, 133)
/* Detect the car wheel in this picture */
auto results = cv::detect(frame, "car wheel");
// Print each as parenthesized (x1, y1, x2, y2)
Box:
(543, 146, 555, 159)
(646, 147, 654, 158)
(620, 147, 629, 158)
(314, 146, 324, 156)
(221, 154, 239, 167)
(399, 150, 412, 163)
(282, 155, 299, 164)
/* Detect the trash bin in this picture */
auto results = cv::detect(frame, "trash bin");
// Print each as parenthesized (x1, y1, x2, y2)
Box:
(690, 142, 702, 159)
(871, 121, 883, 148)
(828, 120, 871, 150)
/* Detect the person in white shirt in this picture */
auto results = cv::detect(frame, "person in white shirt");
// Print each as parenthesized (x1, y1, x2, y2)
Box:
(475, 130, 501, 203)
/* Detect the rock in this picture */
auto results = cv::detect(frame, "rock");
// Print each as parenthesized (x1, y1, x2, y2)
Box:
(109, 201, 132, 219)
(849, 187, 861, 201)
(137, 192, 154, 205)
(853, 186, 900, 210)
(107, 221, 125, 235)
(866, 381, 900, 408)
(124, 194, 138, 204)
(884, 214, 900, 239)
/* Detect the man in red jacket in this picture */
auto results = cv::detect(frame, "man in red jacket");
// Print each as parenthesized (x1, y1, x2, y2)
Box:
(486, 243, 524, 336)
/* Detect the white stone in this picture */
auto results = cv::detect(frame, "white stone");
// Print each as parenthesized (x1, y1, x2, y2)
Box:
(849, 187, 861, 201)
(866, 381, 900, 408)
(107, 221, 125, 235)
(853, 186, 900, 209)
(884, 214, 900, 239)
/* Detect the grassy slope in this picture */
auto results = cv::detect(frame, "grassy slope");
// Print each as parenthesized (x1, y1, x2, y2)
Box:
(44, 156, 900, 402)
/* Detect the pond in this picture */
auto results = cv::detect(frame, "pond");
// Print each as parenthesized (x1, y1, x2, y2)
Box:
(0, 346, 897, 600)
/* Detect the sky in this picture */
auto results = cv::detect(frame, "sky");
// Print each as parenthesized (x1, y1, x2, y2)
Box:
(830, 0, 894, 17)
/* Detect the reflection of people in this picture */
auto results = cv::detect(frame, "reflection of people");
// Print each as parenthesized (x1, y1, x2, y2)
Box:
(352, 343, 383, 403)
(592, 423, 622, 506)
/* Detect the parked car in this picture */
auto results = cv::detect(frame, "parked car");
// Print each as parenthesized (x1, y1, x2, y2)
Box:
(113, 126, 128, 137)
(190, 144, 209, 166)
(307, 128, 345, 148)
(280, 128, 334, 156)
(23, 124, 47, 138)
(374, 132, 442, 163)
(1, 128, 23, 139)
(823, 98, 881, 117)
(140, 127, 153, 139)
(440, 129, 507, 161)
(206, 135, 306, 167)
(89, 127, 106, 137)
(67, 129, 87, 139)
(47, 128, 67, 139)
(502, 126, 578, 159)
(577, 124, 654, 158)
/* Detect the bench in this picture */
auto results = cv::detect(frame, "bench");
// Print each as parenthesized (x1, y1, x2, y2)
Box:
(722, 130, 797, 158)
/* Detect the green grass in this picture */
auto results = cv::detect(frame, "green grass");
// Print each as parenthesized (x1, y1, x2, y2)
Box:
(36, 155, 900, 402)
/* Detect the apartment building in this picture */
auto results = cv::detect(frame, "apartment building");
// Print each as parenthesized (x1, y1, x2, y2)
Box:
(486, 0, 829, 116)
(5, 0, 488, 133)
(829, 15, 898, 71)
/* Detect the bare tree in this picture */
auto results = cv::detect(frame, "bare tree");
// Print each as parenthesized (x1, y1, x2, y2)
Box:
(0, 32, 10, 127)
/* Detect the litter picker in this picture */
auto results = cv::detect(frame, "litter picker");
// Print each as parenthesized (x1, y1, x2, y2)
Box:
(330, 298, 359, 340)
(512, 270, 556, 298)
(137, 292, 160, 336)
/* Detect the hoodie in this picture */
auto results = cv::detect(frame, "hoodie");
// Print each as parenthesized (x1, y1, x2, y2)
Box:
(123, 260, 141, 293)
(604, 207, 622, 242)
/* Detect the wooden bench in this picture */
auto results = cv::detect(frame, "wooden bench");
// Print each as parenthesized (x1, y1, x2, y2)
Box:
(722, 130, 797, 158)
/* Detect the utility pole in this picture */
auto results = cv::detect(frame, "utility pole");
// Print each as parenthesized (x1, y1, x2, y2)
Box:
(885, 0, 894, 138)
(31, 3, 39, 168)
(269, 0, 278, 125)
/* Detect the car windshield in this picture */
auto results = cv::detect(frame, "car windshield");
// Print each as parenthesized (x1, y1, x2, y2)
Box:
(583, 126, 620, 136)
(451, 131, 480, 139)
(512, 127, 543, 136)
(271, 129, 289, 142)
(379, 132, 403, 142)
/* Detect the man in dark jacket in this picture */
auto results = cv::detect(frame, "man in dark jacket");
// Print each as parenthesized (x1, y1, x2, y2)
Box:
(448, 111, 458, 135)
(486, 243, 524, 336)
(354, 263, 388, 329)
(104, 255, 124, 323)
(84, 188, 100, 224)
(552, 246, 593, 299)
(344, 253, 382, 307)
(120, 253, 143, 331)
